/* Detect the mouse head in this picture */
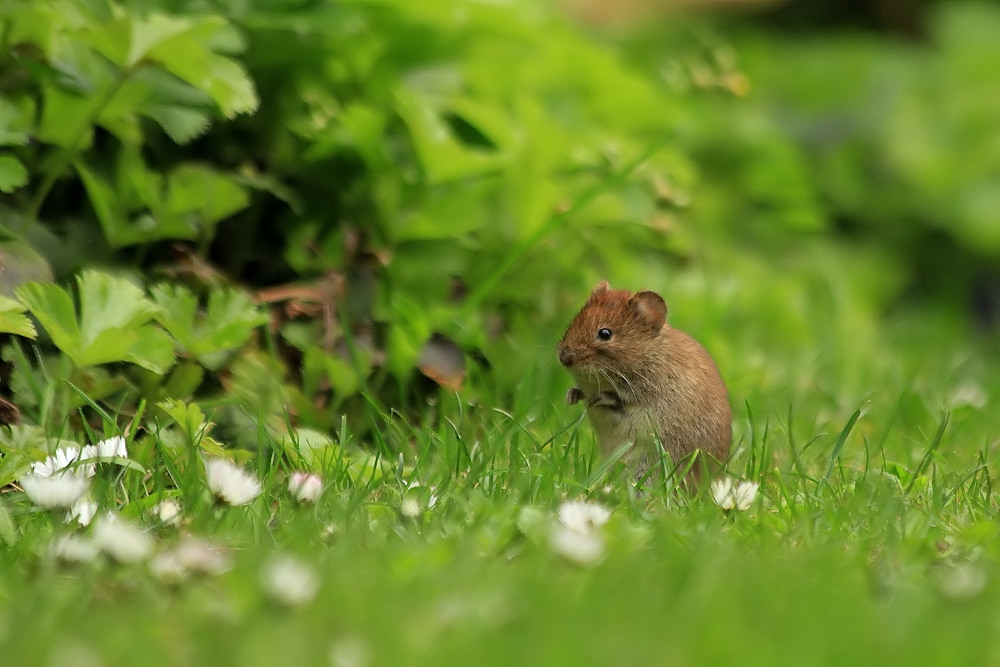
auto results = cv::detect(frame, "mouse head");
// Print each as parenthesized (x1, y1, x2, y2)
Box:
(557, 281, 667, 374)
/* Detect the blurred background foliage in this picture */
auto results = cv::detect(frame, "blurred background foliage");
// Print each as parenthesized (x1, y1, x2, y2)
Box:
(0, 0, 996, 464)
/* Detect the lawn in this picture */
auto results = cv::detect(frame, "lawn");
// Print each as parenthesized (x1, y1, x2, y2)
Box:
(2, 1, 999, 665)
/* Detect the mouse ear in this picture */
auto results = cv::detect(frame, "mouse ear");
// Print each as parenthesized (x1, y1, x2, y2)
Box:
(629, 291, 667, 331)
(591, 280, 610, 295)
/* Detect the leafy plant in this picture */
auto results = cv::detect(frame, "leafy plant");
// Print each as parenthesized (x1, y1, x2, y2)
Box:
(15, 270, 173, 372)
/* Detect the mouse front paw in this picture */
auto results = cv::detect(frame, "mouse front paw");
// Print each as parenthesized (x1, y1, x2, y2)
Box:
(587, 391, 622, 411)
(566, 387, 586, 406)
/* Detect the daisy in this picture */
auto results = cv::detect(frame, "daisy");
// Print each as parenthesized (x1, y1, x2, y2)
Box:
(155, 499, 183, 525)
(205, 458, 262, 506)
(94, 435, 128, 460)
(711, 476, 759, 511)
(550, 524, 606, 566)
(557, 500, 612, 533)
(30, 446, 96, 479)
(400, 497, 422, 518)
(20, 472, 90, 509)
(549, 500, 613, 566)
(288, 472, 323, 503)
(50, 534, 100, 563)
(150, 537, 231, 583)
(261, 555, 319, 607)
(66, 497, 99, 526)
(92, 514, 153, 563)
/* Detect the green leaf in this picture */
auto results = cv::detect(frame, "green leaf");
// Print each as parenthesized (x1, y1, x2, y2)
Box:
(302, 347, 362, 402)
(145, 104, 212, 144)
(76, 270, 160, 350)
(36, 43, 115, 149)
(276, 427, 343, 469)
(127, 13, 200, 68)
(163, 165, 250, 227)
(77, 152, 249, 247)
(140, 16, 258, 118)
(157, 398, 209, 441)
(152, 284, 268, 370)
(74, 159, 130, 242)
(0, 98, 32, 147)
(15, 271, 175, 373)
(15, 281, 82, 356)
(0, 295, 36, 338)
(0, 156, 28, 194)
(122, 325, 177, 375)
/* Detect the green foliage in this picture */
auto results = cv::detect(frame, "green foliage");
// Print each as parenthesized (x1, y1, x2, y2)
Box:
(16, 270, 174, 372)
(667, 3, 1000, 298)
(1, 0, 257, 240)
(0, 295, 35, 337)
(151, 283, 268, 370)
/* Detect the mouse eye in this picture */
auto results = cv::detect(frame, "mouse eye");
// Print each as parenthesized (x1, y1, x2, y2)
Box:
(597, 328, 613, 341)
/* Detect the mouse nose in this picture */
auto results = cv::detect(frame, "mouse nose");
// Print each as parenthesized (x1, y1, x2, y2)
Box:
(557, 348, 573, 367)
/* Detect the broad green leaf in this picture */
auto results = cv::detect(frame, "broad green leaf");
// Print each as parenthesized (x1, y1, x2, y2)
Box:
(152, 284, 268, 370)
(0, 98, 31, 147)
(124, 322, 182, 374)
(74, 159, 129, 242)
(76, 271, 161, 350)
(302, 347, 362, 402)
(276, 427, 343, 469)
(163, 165, 250, 226)
(141, 17, 258, 118)
(36, 41, 118, 149)
(157, 398, 208, 441)
(150, 284, 199, 343)
(0, 156, 28, 193)
(394, 87, 501, 185)
(15, 271, 174, 373)
(127, 13, 198, 68)
(15, 281, 82, 356)
(145, 104, 212, 144)
(0, 295, 36, 338)
(78, 152, 248, 247)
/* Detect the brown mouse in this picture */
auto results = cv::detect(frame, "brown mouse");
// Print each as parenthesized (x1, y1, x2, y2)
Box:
(557, 281, 731, 481)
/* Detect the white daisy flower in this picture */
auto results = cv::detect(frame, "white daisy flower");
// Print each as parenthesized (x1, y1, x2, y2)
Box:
(205, 458, 262, 506)
(557, 500, 612, 533)
(732, 481, 759, 510)
(155, 499, 183, 525)
(20, 473, 90, 509)
(711, 477, 759, 511)
(550, 524, 606, 566)
(288, 472, 323, 503)
(933, 562, 988, 601)
(50, 534, 100, 563)
(30, 446, 96, 479)
(548, 500, 613, 566)
(400, 497, 422, 518)
(148, 549, 188, 583)
(710, 477, 735, 509)
(329, 636, 371, 667)
(150, 537, 231, 583)
(261, 555, 320, 607)
(66, 497, 99, 526)
(92, 514, 153, 563)
(94, 436, 128, 460)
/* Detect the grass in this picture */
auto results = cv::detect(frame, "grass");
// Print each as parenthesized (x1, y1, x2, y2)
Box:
(1, 270, 999, 666)
(2, 356, 1000, 666)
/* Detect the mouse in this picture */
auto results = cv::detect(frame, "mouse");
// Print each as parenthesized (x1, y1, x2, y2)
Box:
(557, 280, 731, 483)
